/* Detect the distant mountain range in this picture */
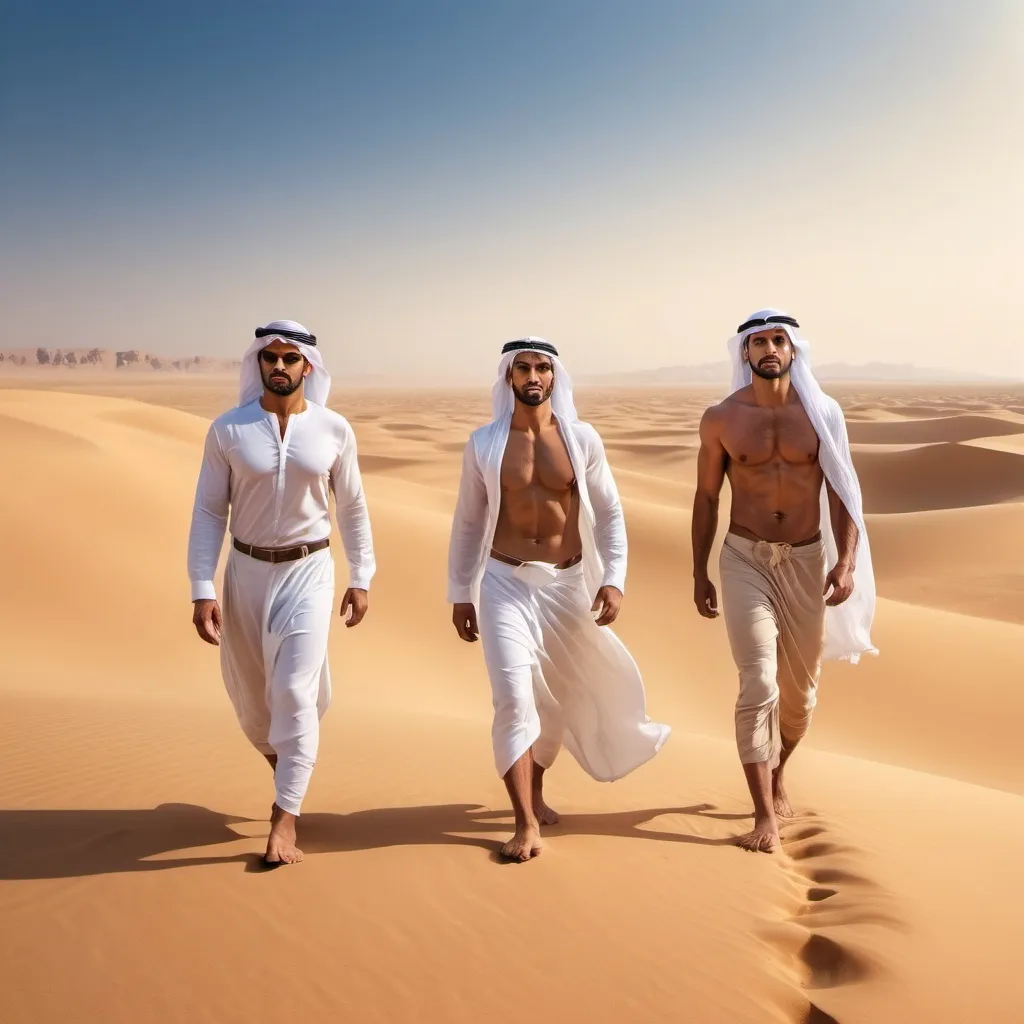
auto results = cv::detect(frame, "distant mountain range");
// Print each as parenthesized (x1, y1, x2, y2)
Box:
(578, 361, 1020, 385)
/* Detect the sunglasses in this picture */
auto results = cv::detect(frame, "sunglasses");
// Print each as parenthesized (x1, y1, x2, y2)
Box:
(259, 350, 305, 367)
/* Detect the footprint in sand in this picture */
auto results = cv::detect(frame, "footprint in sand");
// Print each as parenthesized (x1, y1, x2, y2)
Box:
(760, 815, 903, 1022)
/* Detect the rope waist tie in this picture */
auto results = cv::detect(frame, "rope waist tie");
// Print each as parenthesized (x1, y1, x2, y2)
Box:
(753, 540, 793, 571)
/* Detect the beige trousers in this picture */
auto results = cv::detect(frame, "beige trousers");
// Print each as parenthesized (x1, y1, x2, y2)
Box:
(719, 533, 827, 769)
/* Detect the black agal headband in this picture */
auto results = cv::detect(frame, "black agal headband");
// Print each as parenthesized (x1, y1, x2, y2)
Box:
(736, 314, 799, 333)
(254, 326, 317, 347)
(501, 339, 559, 357)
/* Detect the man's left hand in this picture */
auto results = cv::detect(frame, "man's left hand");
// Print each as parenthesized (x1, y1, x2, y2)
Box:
(823, 564, 855, 606)
(592, 585, 623, 626)
(340, 588, 369, 627)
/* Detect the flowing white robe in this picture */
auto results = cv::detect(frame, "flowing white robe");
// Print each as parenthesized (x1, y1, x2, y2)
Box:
(448, 415, 670, 780)
(187, 398, 375, 814)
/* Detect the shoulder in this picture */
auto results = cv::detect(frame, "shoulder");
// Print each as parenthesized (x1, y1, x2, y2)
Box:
(698, 396, 738, 439)
(465, 422, 494, 453)
(815, 391, 839, 419)
(569, 419, 601, 445)
(309, 403, 356, 441)
(799, 389, 844, 427)
(210, 400, 262, 434)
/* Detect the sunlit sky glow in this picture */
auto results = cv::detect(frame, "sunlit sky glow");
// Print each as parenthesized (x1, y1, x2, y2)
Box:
(2, 0, 1021, 380)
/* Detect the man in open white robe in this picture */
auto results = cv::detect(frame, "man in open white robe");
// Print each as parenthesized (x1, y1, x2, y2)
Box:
(447, 341, 670, 796)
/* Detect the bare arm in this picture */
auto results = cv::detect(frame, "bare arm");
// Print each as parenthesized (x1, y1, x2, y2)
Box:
(825, 479, 858, 569)
(692, 409, 727, 579)
(692, 409, 728, 618)
(822, 479, 858, 607)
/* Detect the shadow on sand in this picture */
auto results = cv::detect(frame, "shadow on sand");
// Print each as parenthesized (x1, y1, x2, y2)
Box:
(0, 802, 751, 880)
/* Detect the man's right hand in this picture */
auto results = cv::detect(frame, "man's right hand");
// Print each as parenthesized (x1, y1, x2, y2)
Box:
(193, 599, 223, 645)
(693, 576, 719, 619)
(452, 603, 479, 642)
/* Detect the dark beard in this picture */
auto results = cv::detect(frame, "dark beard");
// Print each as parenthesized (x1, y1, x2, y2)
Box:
(512, 382, 553, 407)
(749, 356, 792, 381)
(262, 372, 303, 396)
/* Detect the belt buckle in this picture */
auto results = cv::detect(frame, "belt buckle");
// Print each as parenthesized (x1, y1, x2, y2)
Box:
(300, 544, 309, 558)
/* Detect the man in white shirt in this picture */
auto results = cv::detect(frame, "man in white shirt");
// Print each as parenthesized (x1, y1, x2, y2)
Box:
(188, 320, 375, 866)
(448, 338, 670, 862)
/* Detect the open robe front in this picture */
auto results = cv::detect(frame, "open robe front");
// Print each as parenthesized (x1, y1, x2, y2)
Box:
(726, 310, 878, 663)
(448, 347, 670, 780)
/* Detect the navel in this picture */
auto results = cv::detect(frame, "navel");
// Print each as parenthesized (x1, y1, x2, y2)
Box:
(773, 510, 787, 521)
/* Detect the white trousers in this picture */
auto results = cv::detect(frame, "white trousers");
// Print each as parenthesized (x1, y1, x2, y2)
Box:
(220, 545, 334, 815)
(479, 557, 670, 781)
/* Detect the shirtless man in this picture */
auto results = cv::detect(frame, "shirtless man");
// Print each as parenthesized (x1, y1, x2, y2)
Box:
(691, 310, 871, 853)
(447, 338, 669, 862)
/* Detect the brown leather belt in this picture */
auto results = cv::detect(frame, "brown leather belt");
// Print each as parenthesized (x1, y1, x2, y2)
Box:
(489, 548, 583, 570)
(233, 537, 330, 563)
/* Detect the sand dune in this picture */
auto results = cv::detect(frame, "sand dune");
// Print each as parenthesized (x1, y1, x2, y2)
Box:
(846, 413, 1024, 445)
(1, 381, 1023, 1023)
(855, 442, 1024, 512)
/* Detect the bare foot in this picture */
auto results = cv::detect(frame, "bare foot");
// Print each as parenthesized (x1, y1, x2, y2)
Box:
(500, 824, 544, 862)
(264, 804, 303, 866)
(736, 815, 780, 854)
(533, 796, 560, 826)
(772, 770, 794, 819)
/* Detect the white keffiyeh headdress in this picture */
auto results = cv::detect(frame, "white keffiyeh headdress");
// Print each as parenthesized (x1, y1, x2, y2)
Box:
(491, 337, 578, 423)
(726, 309, 878, 663)
(237, 319, 331, 408)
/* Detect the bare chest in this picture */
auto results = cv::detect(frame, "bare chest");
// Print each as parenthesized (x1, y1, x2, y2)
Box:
(723, 405, 819, 468)
(500, 429, 576, 494)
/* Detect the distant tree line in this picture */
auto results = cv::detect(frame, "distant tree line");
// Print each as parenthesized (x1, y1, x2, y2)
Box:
(35, 347, 103, 366)
(26, 348, 217, 370)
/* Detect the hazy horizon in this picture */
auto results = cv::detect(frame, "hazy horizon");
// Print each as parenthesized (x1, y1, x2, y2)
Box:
(3, 1, 1021, 382)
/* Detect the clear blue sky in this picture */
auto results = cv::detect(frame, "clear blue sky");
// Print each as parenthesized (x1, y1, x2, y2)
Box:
(2, 0, 1021, 379)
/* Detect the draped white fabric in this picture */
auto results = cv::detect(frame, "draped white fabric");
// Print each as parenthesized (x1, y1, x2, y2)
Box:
(449, 341, 625, 609)
(449, 338, 669, 779)
(725, 310, 877, 663)
(480, 557, 669, 781)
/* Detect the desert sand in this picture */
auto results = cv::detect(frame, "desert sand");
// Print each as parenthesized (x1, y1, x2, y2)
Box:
(1, 373, 1023, 1023)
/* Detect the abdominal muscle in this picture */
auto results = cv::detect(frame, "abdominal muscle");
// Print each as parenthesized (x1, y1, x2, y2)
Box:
(492, 484, 582, 564)
(726, 459, 823, 544)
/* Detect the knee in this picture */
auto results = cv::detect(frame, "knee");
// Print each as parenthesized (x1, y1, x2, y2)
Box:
(779, 698, 815, 738)
(735, 698, 779, 765)
(268, 705, 319, 751)
(735, 662, 778, 712)
(492, 692, 538, 733)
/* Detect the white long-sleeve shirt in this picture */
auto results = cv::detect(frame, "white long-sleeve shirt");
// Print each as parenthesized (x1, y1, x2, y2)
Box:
(447, 417, 627, 607)
(187, 399, 375, 602)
